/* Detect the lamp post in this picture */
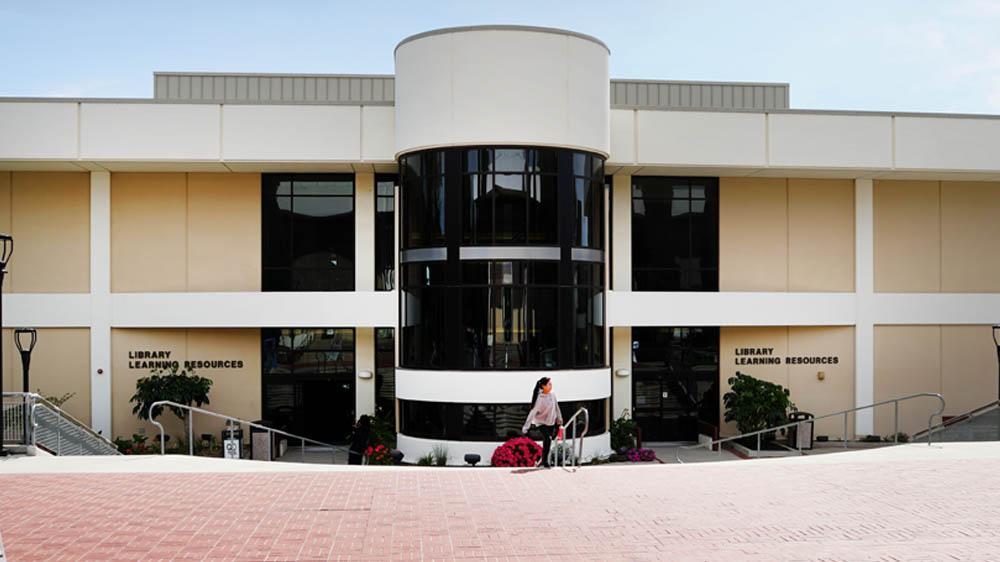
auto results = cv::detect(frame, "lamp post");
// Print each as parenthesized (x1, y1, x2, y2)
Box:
(0, 233, 13, 457)
(14, 328, 36, 448)
(14, 328, 37, 393)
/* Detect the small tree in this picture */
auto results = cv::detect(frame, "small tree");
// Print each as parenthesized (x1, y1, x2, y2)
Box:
(723, 372, 794, 439)
(130, 364, 213, 447)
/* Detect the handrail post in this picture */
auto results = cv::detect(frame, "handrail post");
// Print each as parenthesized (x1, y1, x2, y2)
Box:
(796, 421, 802, 455)
(56, 416, 61, 455)
(843, 413, 848, 448)
(301, 437, 305, 462)
(894, 400, 899, 444)
(267, 429, 272, 461)
(188, 413, 194, 456)
(756, 432, 760, 454)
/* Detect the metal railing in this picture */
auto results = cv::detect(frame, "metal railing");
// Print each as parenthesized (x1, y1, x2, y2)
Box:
(675, 392, 946, 464)
(550, 407, 589, 471)
(148, 400, 350, 463)
(2, 392, 119, 455)
(913, 399, 1000, 441)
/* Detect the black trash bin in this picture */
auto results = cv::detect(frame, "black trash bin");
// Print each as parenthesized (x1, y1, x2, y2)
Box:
(250, 421, 279, 461)
(788, 411, 815, 450)
(221, 426, 244, 459)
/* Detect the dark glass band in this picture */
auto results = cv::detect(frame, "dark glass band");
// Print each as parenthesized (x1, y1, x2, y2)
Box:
(399, 398, 607, 441)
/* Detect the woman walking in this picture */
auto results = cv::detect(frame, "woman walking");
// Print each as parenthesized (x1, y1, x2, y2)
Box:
(522, 377, 563, 468)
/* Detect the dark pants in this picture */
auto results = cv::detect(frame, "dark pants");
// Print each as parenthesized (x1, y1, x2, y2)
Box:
(538, 425, 557, 467)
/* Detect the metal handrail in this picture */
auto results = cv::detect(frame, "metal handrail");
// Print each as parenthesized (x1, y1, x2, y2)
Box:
(148, 400, 350, 462)
(675, 392, 946, 464)
(3, 391, 119, 453)
(913, 399, 1000, 440)
(551, 407, 589, 471)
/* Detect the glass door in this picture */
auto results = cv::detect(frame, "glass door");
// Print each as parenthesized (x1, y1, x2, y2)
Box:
(632, 327, 719, 442)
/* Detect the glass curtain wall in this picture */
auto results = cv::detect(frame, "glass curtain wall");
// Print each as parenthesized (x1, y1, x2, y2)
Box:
(400, 146, 605, 371)
(375, 175, 396, 291)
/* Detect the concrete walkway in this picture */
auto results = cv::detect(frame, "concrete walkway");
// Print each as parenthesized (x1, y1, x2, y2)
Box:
(1, 442, 999, 560)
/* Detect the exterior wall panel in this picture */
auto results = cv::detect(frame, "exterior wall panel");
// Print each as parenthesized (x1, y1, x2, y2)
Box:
(8, 172, 90, 293)
(787, 179, 854, 292)
(636, 111, 766, 167)
(873, 180, 941, 292)
(719, 178, 788, 291)
(111, 173, 188, 292)
(941, 181, 1000, 292)
(2, 328, 91, 425)
(110, 328, 261, 442)
(0, 102, 78, 160)
(187, 173, 261, 292)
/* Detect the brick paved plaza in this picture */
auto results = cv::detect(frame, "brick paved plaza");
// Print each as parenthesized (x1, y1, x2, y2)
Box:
(1, 443, 999, 561)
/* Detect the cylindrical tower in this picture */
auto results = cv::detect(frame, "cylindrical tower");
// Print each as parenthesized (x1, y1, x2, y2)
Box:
(394, 26, 611, 464)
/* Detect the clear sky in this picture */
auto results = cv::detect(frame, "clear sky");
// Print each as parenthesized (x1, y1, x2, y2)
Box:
(2, 0, 999, 114)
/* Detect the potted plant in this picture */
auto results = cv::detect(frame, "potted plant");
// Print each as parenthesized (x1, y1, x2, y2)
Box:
(130, 365, 213, 449)
(723, 372, 794, 455)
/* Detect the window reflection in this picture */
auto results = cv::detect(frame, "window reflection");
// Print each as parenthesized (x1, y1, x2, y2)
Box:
(632, 176, 718, 291)
(399, 399, 607, 441)
(262, 175, 355, 291)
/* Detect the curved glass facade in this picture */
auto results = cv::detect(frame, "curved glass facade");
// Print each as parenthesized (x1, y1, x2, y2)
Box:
(400, 146, 606, 370)
(399, 398, 607, 441)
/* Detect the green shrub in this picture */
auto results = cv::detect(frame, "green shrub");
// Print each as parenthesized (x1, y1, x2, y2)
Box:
(431, 444, 449, 466)
(417, 453, 434, 466)
(610, 414, 638, 451)
(723, 372, 794, 437)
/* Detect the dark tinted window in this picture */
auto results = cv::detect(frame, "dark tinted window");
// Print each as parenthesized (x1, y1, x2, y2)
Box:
(375, 327, 395, 415)
(262, 328, 355, 376)
(399, 398, 607, 441)
(402, 259, 602, 370)
(632, 177, 718, 291)
(375, 175, 395, 291)
(262, 175, 354, 291)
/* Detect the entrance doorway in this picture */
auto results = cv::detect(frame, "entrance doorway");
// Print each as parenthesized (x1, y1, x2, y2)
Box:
(261, 328, 356, 443)
(632, 327, 719, 442)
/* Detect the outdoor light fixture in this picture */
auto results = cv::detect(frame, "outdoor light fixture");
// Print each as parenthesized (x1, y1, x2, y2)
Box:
(0, 233, 13, 457)
(357, 370, 373, 379)
(15, 328, 38, 393)
(615, 368, 630, 378)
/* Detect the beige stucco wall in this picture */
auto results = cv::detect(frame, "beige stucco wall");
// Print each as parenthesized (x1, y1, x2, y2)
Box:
(110, 328, 261, 442)
(719, 178, 854, 292)
(111, 173, 261, 292)
(874, 325, 998, 436)
(941, 181, 1000, 292)
(0, 172, 90, 293)
(2, 328, 91, 425)
(720, 326, 855, 438)
(787, 179, 854, 291)
(875, 180, 1000, 292)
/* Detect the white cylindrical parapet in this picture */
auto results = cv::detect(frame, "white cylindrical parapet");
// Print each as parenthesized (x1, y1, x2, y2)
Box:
(394, 25, 610, 157)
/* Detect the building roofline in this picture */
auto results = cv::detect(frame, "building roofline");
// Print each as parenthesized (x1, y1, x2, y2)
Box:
(613, 78, 790, 88)
(153, 71, 396, 79)
(395, 25, 610, 54)
(2, 95, 998, 120)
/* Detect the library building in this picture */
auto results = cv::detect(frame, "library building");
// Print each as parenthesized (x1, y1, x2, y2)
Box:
(2, 25, 999, 463)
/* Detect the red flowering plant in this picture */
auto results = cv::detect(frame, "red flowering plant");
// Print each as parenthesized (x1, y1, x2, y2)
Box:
(491, 437, 542, 467)
(365, 444, 393, 465)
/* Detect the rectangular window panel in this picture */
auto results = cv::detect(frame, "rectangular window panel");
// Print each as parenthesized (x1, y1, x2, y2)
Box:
(262, 174, 355, 291)
(631, 176, 718, 291)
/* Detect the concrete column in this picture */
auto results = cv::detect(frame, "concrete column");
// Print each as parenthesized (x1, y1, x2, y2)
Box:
(611, 326, 632, 418)
(354, 172, 375, 292)
(355, 327, 376, 418)
(610, 174, 632, 419)
(611, 174, 631, 292)
(854, 178, 875, 435)
(90, 171, 112, 437)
